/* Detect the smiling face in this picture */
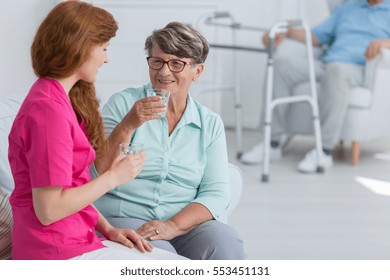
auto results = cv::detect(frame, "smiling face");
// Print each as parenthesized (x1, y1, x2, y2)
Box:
(148, 46, 204, 97)
(76, 41, 110, 83)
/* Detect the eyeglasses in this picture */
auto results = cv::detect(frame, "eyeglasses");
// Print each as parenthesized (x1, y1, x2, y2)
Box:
(146, 57, 197, 73)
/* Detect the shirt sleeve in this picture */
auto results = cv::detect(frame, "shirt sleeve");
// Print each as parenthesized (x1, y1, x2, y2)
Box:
(22, 100, 73, 188)
(102, 92, 133, 137)
(312, 5, 343, 46)
(91, 91, 132, 179)
(193, 115, 230, 220)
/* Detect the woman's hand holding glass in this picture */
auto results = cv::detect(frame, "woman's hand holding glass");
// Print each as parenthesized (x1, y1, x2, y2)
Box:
(108, 151, 145, 188)
(122, 96, 166, 130)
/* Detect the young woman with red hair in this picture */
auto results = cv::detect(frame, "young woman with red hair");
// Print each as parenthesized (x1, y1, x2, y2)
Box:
(8, 1, 181, 260)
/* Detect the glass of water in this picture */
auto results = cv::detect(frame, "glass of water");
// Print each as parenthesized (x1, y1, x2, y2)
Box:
(147, 89, 170, 117)
(119, 143, 144, 157)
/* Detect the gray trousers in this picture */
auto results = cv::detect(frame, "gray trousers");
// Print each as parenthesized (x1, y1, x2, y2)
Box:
(107, 217, 246, 260)
(269, 56, 364, 150)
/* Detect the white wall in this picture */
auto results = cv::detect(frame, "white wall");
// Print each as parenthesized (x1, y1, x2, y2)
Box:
(0, 0, 329, 129)
(92, 0, 222, 109)
(0, 0, 55, 97)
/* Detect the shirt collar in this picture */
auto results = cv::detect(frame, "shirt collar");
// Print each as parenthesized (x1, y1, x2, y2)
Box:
(182, 94, 202, 129)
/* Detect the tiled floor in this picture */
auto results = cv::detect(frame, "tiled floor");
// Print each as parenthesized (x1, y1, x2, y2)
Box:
(226, 128, 390, 259)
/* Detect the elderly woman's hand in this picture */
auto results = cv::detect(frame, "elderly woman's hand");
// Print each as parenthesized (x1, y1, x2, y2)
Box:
(136, 220, 181, 241)
(105, 226, 153, 253)
(122, 96, 166, 130)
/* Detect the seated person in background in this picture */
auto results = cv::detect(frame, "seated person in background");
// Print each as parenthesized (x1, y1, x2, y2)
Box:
(240, 0, 390, 172)
(8, 1, 160, 260)
(93, 22, 246, 260)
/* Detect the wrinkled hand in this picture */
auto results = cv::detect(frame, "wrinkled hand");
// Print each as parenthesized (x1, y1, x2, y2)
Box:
(137, 220, 179, 241)
(109, 152, 145, 187)
(365, 39, 390, 60)
(123, 96, 166, 130)
(105, 226, 153, 253)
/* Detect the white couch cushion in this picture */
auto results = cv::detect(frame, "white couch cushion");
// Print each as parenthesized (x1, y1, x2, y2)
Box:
(0, 96, 23, 194)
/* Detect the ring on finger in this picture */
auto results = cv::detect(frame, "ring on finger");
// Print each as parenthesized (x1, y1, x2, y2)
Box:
(155, 229, 159, 235)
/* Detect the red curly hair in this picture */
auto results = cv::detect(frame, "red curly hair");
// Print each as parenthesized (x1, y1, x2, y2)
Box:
(31, 1, 118, 158)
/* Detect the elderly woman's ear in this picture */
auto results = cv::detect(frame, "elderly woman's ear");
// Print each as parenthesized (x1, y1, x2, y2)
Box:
(192, 63, 204, 82)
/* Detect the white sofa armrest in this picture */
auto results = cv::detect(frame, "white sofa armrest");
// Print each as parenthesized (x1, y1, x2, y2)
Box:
(364, 48, 390, 89)
(0, 96, 24, 194)
(219, 163, 243, 224)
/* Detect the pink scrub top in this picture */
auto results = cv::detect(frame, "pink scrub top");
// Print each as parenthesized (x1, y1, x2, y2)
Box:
(8, 78, 105, 259)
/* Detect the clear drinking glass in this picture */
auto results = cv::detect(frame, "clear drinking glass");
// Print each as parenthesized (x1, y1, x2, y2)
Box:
(119, 143, 144, 156)
(147, 89, 170, 117)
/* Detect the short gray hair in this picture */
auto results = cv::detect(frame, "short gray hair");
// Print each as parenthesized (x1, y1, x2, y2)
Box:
(145, 22, 209, 63)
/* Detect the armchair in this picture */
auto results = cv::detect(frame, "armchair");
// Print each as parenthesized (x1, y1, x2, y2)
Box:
(276, 39, 390, 165)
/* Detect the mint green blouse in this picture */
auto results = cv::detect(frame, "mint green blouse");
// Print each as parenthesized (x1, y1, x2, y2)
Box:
(93, 83, 230, 221)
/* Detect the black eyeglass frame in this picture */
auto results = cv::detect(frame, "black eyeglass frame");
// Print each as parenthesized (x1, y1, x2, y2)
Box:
(146, 56, 197, 73)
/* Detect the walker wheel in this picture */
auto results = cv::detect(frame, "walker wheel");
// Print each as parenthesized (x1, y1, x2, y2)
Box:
(261, 174, 269, 182)
(316, 166, 325, 173)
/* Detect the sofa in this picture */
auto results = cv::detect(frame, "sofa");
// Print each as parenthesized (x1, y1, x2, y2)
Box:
(0, 95, 243, 260)
(0, 95, 23, 260)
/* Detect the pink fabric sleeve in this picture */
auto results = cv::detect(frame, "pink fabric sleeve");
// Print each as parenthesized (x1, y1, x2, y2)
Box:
(22, 100, 74, 188)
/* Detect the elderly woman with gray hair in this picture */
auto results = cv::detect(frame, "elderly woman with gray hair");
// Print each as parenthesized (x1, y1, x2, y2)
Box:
(92, 22, 245, 260)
